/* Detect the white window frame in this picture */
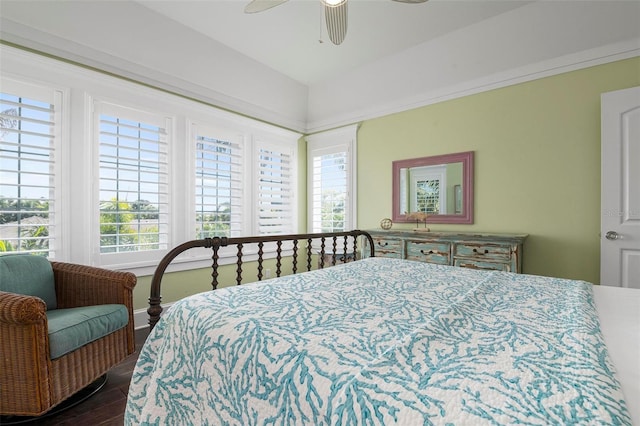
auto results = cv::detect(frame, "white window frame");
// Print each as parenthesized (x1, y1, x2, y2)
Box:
(306, 124, 358, 233)
(254, 135, 298, 236)
(91, 99, 173, 268)
(191, 121, 245, 240)
(0, 75, 68, 259)
(0, 45, 301, 275)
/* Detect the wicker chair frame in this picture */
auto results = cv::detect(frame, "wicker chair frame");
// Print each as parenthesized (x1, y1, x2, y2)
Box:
(0, 261, 136, 416)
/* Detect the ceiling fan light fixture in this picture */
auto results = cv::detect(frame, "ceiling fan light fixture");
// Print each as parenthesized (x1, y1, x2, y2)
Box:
(324, 0, 348, 45)
(322, 0, 346, 7)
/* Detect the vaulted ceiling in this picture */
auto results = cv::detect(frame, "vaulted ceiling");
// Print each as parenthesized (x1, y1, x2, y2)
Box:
(136, 0, 531, 85)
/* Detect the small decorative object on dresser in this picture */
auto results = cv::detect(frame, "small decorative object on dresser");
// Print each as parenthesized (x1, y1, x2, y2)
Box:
(380, 218, 393, 230)
(364, 230, 528, 273)
(405, 212, 429, 231)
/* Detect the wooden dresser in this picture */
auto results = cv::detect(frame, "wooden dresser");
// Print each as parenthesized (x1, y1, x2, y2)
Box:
(364, 230, 528, 273)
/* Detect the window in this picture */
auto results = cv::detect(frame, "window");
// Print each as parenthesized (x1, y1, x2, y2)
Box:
(191, 124, 298, 243)
(194, 127, 243, 238)
(96, 103, 170, 259)
(312, 151, 347, 232)
(256, 140, 295, 235)
(306, 125, 357, 233)
(0, 81, 61, 257)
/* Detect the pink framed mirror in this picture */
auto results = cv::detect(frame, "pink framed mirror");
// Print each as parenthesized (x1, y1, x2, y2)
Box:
(392, 151, 474, 224)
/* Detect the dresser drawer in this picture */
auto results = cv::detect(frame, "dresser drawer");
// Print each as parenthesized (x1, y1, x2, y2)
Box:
(406, 240, 451, 265)
(372, 238, 403, 258)
(453, 258, 511, 272)
(454, 243, 511, 261)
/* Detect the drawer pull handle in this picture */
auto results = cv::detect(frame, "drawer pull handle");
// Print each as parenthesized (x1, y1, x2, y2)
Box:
(378, 242, 388, 247)
(473, 249, 489, 254)
(420, 249, 435, 255)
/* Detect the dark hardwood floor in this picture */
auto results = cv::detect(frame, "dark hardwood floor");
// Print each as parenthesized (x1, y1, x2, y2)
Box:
(2, 328, 150, 426)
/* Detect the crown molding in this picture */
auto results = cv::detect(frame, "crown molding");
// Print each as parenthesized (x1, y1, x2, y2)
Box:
(305, 39, 640, 134)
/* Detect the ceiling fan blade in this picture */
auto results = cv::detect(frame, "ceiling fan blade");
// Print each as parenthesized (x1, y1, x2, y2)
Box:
(392, 0, 428, 3)
(244, 0, 288, 14)
(324, 0, 348, 45)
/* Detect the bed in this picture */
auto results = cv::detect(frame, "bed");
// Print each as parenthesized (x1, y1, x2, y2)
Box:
(125, 231, 636, 425)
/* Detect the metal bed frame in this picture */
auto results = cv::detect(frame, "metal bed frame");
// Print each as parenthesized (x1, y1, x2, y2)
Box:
(148, 230, 375, 328)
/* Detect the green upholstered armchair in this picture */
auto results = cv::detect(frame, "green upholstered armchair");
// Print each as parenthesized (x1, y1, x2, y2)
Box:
(0, 254, 136, 416)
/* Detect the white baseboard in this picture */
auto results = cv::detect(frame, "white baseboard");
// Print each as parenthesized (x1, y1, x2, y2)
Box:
(134, 302, 174, 330)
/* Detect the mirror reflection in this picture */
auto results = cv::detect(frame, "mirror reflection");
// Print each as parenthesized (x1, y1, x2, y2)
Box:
(392, 151, 474, 224)
(398, 162, 463, 216)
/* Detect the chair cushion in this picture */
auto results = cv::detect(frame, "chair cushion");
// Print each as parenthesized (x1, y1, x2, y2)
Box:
(46, 304, 129, 359)
(0, 254, 57, 310)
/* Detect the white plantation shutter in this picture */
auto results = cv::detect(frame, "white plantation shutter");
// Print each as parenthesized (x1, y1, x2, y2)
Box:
(311, 150, 348, 232)
(306, 125, 357, 233)
(195, 131, 243, 238)
(0, 84, 60, 257)
(256, 143, 294, 235)
(97, 103, 169, 255)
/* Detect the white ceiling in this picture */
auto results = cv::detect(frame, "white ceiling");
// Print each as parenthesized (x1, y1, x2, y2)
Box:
(1, 0, 638, 132)
(136, 0, 532, 85)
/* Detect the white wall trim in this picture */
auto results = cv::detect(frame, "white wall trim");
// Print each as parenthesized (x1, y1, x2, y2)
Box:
(0, 16, 309, 133)
(134, 303, 174, 330)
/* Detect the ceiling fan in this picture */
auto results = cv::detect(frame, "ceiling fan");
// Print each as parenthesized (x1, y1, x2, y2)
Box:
(244, 0, 428, 46)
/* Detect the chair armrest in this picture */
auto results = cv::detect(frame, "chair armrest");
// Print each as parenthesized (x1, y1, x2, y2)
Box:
(0, 291, 47, 325)
(50, 262, 136, 309)
(0, 290, 51, 414)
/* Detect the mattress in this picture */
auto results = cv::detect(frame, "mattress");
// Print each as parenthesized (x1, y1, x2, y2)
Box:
(593, 285, 640, 425)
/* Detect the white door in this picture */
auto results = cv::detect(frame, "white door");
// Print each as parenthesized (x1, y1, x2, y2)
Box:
(601, 86, 640, 287)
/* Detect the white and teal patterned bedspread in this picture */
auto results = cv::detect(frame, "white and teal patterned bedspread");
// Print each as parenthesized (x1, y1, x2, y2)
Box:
(125, 257, 630, 425)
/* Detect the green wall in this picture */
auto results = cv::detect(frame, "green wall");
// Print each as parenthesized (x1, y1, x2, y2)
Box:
(131, 57, 639, 311)
(133, 257, 304, 310)
(357, 57, 640, 284)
